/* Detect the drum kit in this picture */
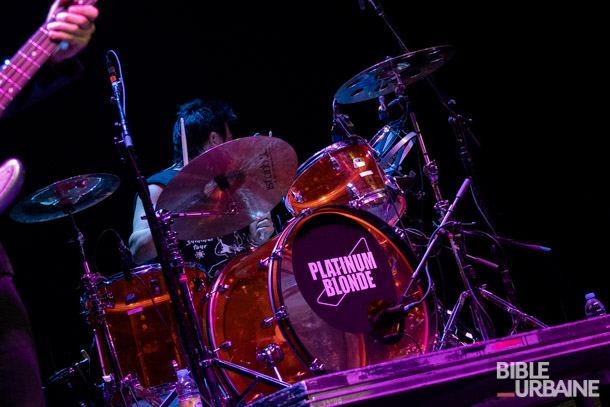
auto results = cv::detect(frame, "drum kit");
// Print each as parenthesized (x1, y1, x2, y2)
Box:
(9, 44, 545, 407)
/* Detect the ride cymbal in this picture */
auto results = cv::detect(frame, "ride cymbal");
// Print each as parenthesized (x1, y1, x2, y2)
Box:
(9, 173, 120, 223)
(156, 136, 298, 240)
(334, 45, 456, 104)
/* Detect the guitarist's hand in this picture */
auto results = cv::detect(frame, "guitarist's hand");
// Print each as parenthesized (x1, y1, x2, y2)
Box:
(46, 0, 99, 63)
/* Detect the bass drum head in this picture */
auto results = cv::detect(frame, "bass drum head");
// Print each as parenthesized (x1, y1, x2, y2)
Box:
(206, 206, 437, 402)
(270, 206, 437, 372)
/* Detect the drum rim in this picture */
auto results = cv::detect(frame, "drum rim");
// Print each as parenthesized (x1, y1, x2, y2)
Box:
(295, 135, 372, 177)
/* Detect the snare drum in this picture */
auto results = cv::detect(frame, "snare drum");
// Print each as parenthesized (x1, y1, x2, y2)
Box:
(285, 136, 406, 225)
(206, 206, 437, 402)
(87, 263, 208, 390)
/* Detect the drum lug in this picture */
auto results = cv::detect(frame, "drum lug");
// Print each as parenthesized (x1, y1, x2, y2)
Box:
(346, 183, 360, 200)
(328, 155, 341, 172)
(275, 305, 288, 321)
(150, 278, 161, 296)
(260, 317, 274, 329)
(256, 257, 269, 270)
(255, 344, 284, 381)
(207, 284, 229, 298)
(271, 247, 285, 260)
(290, 188, 304, 204)
(260, 305, 288, 328)
(393, 226, 406, 240)
(309, 358, 324, 373)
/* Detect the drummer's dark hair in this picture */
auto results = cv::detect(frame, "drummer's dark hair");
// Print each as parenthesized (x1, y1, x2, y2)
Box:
(172, 99, 238, 165)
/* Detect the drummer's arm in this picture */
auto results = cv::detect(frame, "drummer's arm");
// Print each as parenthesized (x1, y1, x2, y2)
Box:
(128, 184, 164, 264)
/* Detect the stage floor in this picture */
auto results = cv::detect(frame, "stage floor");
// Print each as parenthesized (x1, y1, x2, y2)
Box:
(246, 315, 610, 407)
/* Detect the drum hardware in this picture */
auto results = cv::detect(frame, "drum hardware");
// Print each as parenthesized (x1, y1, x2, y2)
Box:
(256, 344, 285, 381)
(364, 2, 547, 343)
(333, 37, 526, 345)
(370, 123, 418, 177)
(371, 179, 472, 332)
(207, 283, 230, 296)
(260, 305, 289, 329)
(212, 342, 233, 353)
(8, 173, 138, 405)
(330, 98, 358, 143)
(44, 349, 104, 407)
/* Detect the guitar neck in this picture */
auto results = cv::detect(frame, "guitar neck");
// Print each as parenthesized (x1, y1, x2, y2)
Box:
(0, 27, 58, 117)
(0, 0, 98, 118)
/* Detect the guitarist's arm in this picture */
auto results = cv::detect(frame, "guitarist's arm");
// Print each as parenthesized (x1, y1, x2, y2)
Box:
(1, 0, 98, 119)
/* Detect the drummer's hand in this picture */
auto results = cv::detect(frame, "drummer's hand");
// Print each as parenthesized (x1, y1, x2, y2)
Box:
(247, 212, 275, 248)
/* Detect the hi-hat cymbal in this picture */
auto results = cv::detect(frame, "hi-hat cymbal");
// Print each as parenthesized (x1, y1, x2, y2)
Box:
(156, 136, 298, 240)
(9, 173, 120, 223)
(334, 45, 456, 104)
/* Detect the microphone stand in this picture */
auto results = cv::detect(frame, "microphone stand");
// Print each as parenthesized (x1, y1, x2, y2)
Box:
(65, 203, 132, 406)
(106, 54, 224, 406)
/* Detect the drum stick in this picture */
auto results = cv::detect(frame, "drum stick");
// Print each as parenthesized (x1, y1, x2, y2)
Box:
(181, 117, 189, 166)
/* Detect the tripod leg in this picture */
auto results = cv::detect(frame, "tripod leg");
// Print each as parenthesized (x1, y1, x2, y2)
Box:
(478, 287, 548, 332)
(437, 291, 470, 350)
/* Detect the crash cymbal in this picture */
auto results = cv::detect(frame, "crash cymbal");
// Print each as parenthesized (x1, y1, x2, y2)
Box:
(156, 136, 298, 240)
(334, 45, 456, 104)
(9, 173, 120, 223)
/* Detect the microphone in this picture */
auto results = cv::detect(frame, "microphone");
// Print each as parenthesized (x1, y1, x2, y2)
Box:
(106, 54, 119, 85)
(358, 0, 366, 10)
(371, 302, 416, 328)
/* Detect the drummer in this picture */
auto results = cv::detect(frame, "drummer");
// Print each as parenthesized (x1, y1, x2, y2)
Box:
(128, 99, 275, 278)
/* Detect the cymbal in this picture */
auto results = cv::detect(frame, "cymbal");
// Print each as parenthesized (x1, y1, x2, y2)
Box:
(156, 136, 298, 240)
(334, 45, 456, 104)
(9, 173, 120, 223)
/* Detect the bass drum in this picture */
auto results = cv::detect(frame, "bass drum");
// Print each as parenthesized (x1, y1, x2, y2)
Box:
(206, 206, 437, 402)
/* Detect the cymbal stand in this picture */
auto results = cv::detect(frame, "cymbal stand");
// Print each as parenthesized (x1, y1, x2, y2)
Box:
(105, 50, 224, 406)
(63, 202, 133, 406)
(364, 0, 547, 343)
(375, 57, 497, 341)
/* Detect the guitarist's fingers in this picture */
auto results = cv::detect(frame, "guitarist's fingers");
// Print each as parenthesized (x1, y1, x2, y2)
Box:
(65, 5, 100, 23)
(49, 9, 97, 33)
(46, 0, 73, 22)
(47, 7, 98, 62)
(47, 21, 92, 42)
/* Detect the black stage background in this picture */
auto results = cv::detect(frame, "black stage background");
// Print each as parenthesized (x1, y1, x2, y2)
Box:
(0, 0, 599, 389)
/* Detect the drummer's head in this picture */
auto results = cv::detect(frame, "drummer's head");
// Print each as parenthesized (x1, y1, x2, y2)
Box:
(172, 99, 238, 165)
